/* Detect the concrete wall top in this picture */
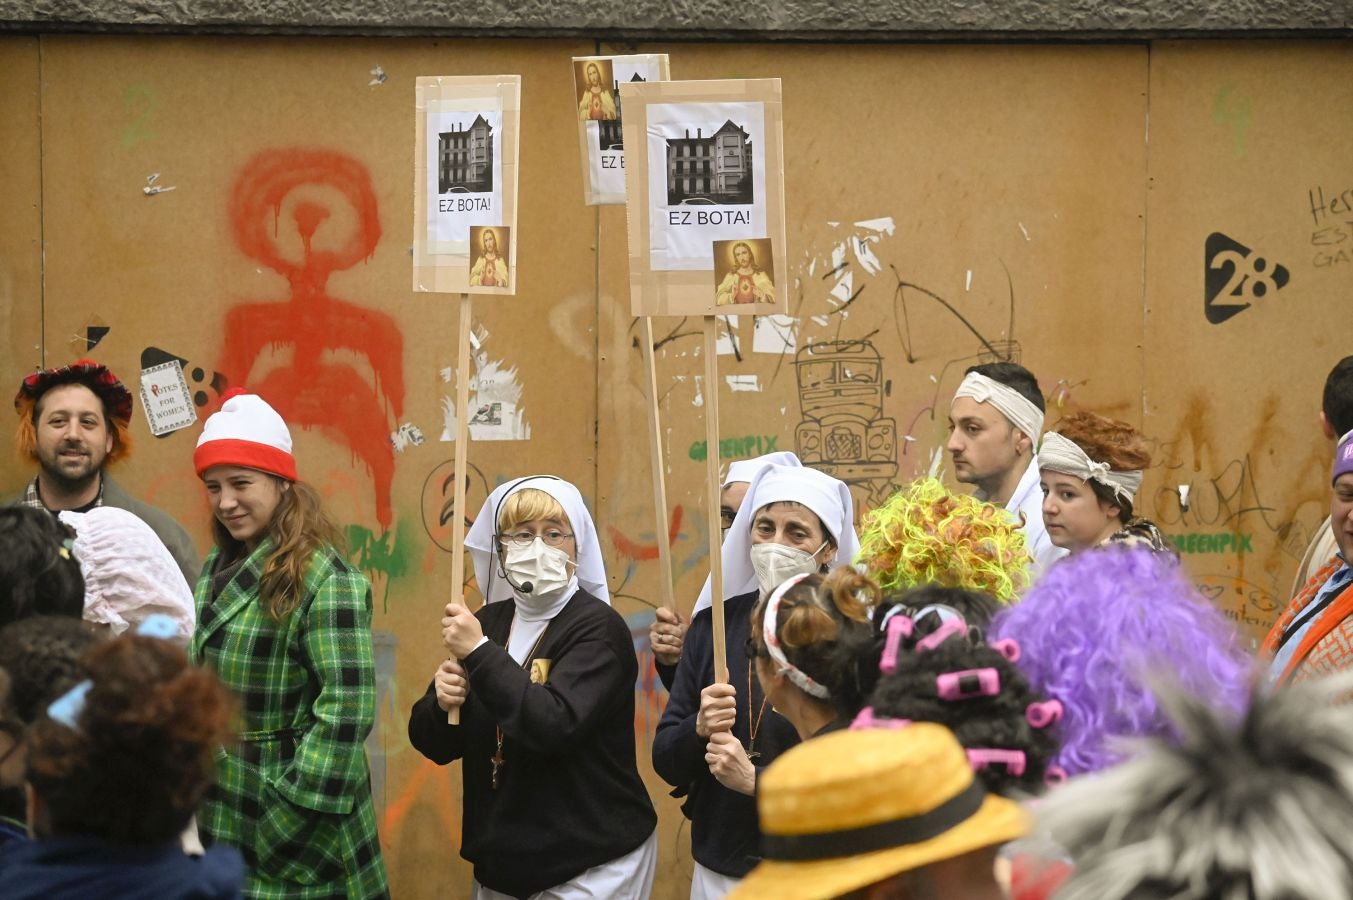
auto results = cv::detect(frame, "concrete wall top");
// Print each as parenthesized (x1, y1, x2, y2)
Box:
(3, 0, 1351, 40)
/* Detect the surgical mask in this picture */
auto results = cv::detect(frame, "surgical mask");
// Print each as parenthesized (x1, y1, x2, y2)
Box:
(750, 541, 827, 595)
(503, 540, 575, 604)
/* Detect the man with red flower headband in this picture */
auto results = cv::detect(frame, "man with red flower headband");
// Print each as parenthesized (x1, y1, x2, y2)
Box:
(8, 359, 199, 584)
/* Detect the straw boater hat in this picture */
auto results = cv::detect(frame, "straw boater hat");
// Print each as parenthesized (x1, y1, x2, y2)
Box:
(729, 723, 1029, 899)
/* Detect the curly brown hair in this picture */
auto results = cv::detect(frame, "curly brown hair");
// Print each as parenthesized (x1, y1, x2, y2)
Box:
(752, 567, 879, 715)
(26, 634, 234, 843)
(1048, 411, 1153, 521)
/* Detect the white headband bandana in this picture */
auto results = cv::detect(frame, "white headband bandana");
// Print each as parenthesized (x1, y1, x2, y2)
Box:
(1037, 432, 1143, 503)
(761, 572, 831, 700)
(952, 372, 1045, 442)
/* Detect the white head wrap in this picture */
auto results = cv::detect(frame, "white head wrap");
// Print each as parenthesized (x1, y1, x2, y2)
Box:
(465, 476, 610, 606)
(952, 371, 1045, 443)
(723, 451, 801, 488)
(57, 507, 195, 646)
(761, 571, 831, 699)
(693, 463, 859, 615)
(1037, 432, 1143, 503)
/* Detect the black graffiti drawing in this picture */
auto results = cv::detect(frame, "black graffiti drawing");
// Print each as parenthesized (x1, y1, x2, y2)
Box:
(665, 120, 754, 206)
(793, 338, 899, 506)
(1204, 232, 1290, 325)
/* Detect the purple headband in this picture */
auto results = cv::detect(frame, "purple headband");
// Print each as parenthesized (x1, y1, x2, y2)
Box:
(1335, 429, 1353, 485)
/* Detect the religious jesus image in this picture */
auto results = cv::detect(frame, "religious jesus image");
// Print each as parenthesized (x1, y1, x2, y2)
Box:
(713, 238, 775, 306)
(574, 59, 617, 122)
(468, 225, 510, 288)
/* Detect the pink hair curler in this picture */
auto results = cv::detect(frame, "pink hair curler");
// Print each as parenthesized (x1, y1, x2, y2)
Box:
(936, 668, 1001, 701)
(1026, 699, 1064, 729)
(914, 618, 968, 653)
(1044, 765, 1068, 785)
(991, 638, 1021, 663)
(966, 748, 1026, 777)
(879, 615, 915, 674)
(850, 706, 912, 731)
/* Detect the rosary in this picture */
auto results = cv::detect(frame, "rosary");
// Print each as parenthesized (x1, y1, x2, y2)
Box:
(491, 622, 550, 790)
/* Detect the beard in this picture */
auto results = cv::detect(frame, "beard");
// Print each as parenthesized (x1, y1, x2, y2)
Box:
(37, 440, 106, 493)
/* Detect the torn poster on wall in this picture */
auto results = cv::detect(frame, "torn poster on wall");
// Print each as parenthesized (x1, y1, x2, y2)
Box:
(439, 327, 532, 441)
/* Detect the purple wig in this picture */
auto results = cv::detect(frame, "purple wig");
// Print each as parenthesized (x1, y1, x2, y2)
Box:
(990, 545, 1253, 776)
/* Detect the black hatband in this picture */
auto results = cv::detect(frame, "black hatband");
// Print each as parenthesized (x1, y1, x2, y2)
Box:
(761, 779, 987, 862)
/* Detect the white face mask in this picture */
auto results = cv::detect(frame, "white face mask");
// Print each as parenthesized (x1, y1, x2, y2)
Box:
(502, 539, 575, 604)
(750, 541, 827, 595)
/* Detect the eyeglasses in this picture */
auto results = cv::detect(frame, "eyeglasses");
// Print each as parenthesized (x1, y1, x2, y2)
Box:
(744, 636, 764, 660)
(498, 529, 575, 548)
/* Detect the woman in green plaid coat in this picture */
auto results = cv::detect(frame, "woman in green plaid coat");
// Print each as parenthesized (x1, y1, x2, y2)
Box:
(189, 391, 389, 899)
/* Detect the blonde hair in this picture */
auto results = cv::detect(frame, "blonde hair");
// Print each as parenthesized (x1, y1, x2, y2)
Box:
(498, 488, 570, 533)
(213, 479, 344, 620)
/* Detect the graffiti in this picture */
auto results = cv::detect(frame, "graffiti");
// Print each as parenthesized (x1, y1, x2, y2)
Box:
(1212, 85, 1251, 157)
(891, 263, 1016, 366)
(1170, 532, 1255, 555)
(346, 521, 415, 613)
(1152, 455, 1281, 535)
(419, 457, 491, 554)
(687, 435, 779, 462)
(793, 338, 898, 506)
(1196, 572, 1279, 641)
(218, 148, 403, 529)
(1204, 232, 1291, 325)
(1309, 217, 1353, 269)
(609, 505, 684, 562)
(121, 84, 158, 148)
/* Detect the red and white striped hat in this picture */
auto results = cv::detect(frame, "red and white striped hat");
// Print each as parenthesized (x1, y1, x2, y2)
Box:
(193, 389, 297, 481)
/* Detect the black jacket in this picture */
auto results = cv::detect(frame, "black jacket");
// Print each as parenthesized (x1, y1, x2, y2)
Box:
(408, 590, 656, 898)
(652, 591, 799, 878)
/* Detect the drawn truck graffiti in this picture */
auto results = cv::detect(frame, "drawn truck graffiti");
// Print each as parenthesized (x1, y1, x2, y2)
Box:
(794, 339, 899, 505)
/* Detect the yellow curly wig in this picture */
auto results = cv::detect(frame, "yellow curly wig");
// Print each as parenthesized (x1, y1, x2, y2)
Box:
(855, 478, 1031, 603)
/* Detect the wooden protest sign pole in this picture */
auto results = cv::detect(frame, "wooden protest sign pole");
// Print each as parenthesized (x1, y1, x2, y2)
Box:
(701, 319, 728, 682)
(640, 318, 676, 615)
(621, 76, 785, 687)
(414, 74, 521, 725)
(447, 292, 474, 724)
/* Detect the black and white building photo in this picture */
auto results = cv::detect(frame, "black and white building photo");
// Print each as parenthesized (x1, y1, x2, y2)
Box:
(665, 120, 754, 205)
(598, 73, 646, 152)
(438, 115, 494, 194)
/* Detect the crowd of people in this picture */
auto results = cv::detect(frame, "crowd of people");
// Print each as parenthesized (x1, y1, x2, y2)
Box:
(0, 351, 1351, 900)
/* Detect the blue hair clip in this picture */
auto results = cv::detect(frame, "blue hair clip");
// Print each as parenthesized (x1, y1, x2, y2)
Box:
(136, 614, 179, 640)
(48, 680, 93, 730)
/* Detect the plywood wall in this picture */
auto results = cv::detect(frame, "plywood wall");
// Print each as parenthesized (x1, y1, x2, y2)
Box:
(1, 34, 1348, 899)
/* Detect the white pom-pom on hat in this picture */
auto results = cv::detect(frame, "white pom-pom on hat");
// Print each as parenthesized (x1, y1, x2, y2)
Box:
(193, 388, 297, 481)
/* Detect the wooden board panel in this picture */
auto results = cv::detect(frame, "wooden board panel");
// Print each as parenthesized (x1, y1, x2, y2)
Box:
(1138, 40, 1353, 648)
(0, 37, 43, 499)
(12, 31, 1351, 899)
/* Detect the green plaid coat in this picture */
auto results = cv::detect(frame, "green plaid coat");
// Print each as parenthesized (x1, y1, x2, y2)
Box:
(191, 540, 389, 899)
